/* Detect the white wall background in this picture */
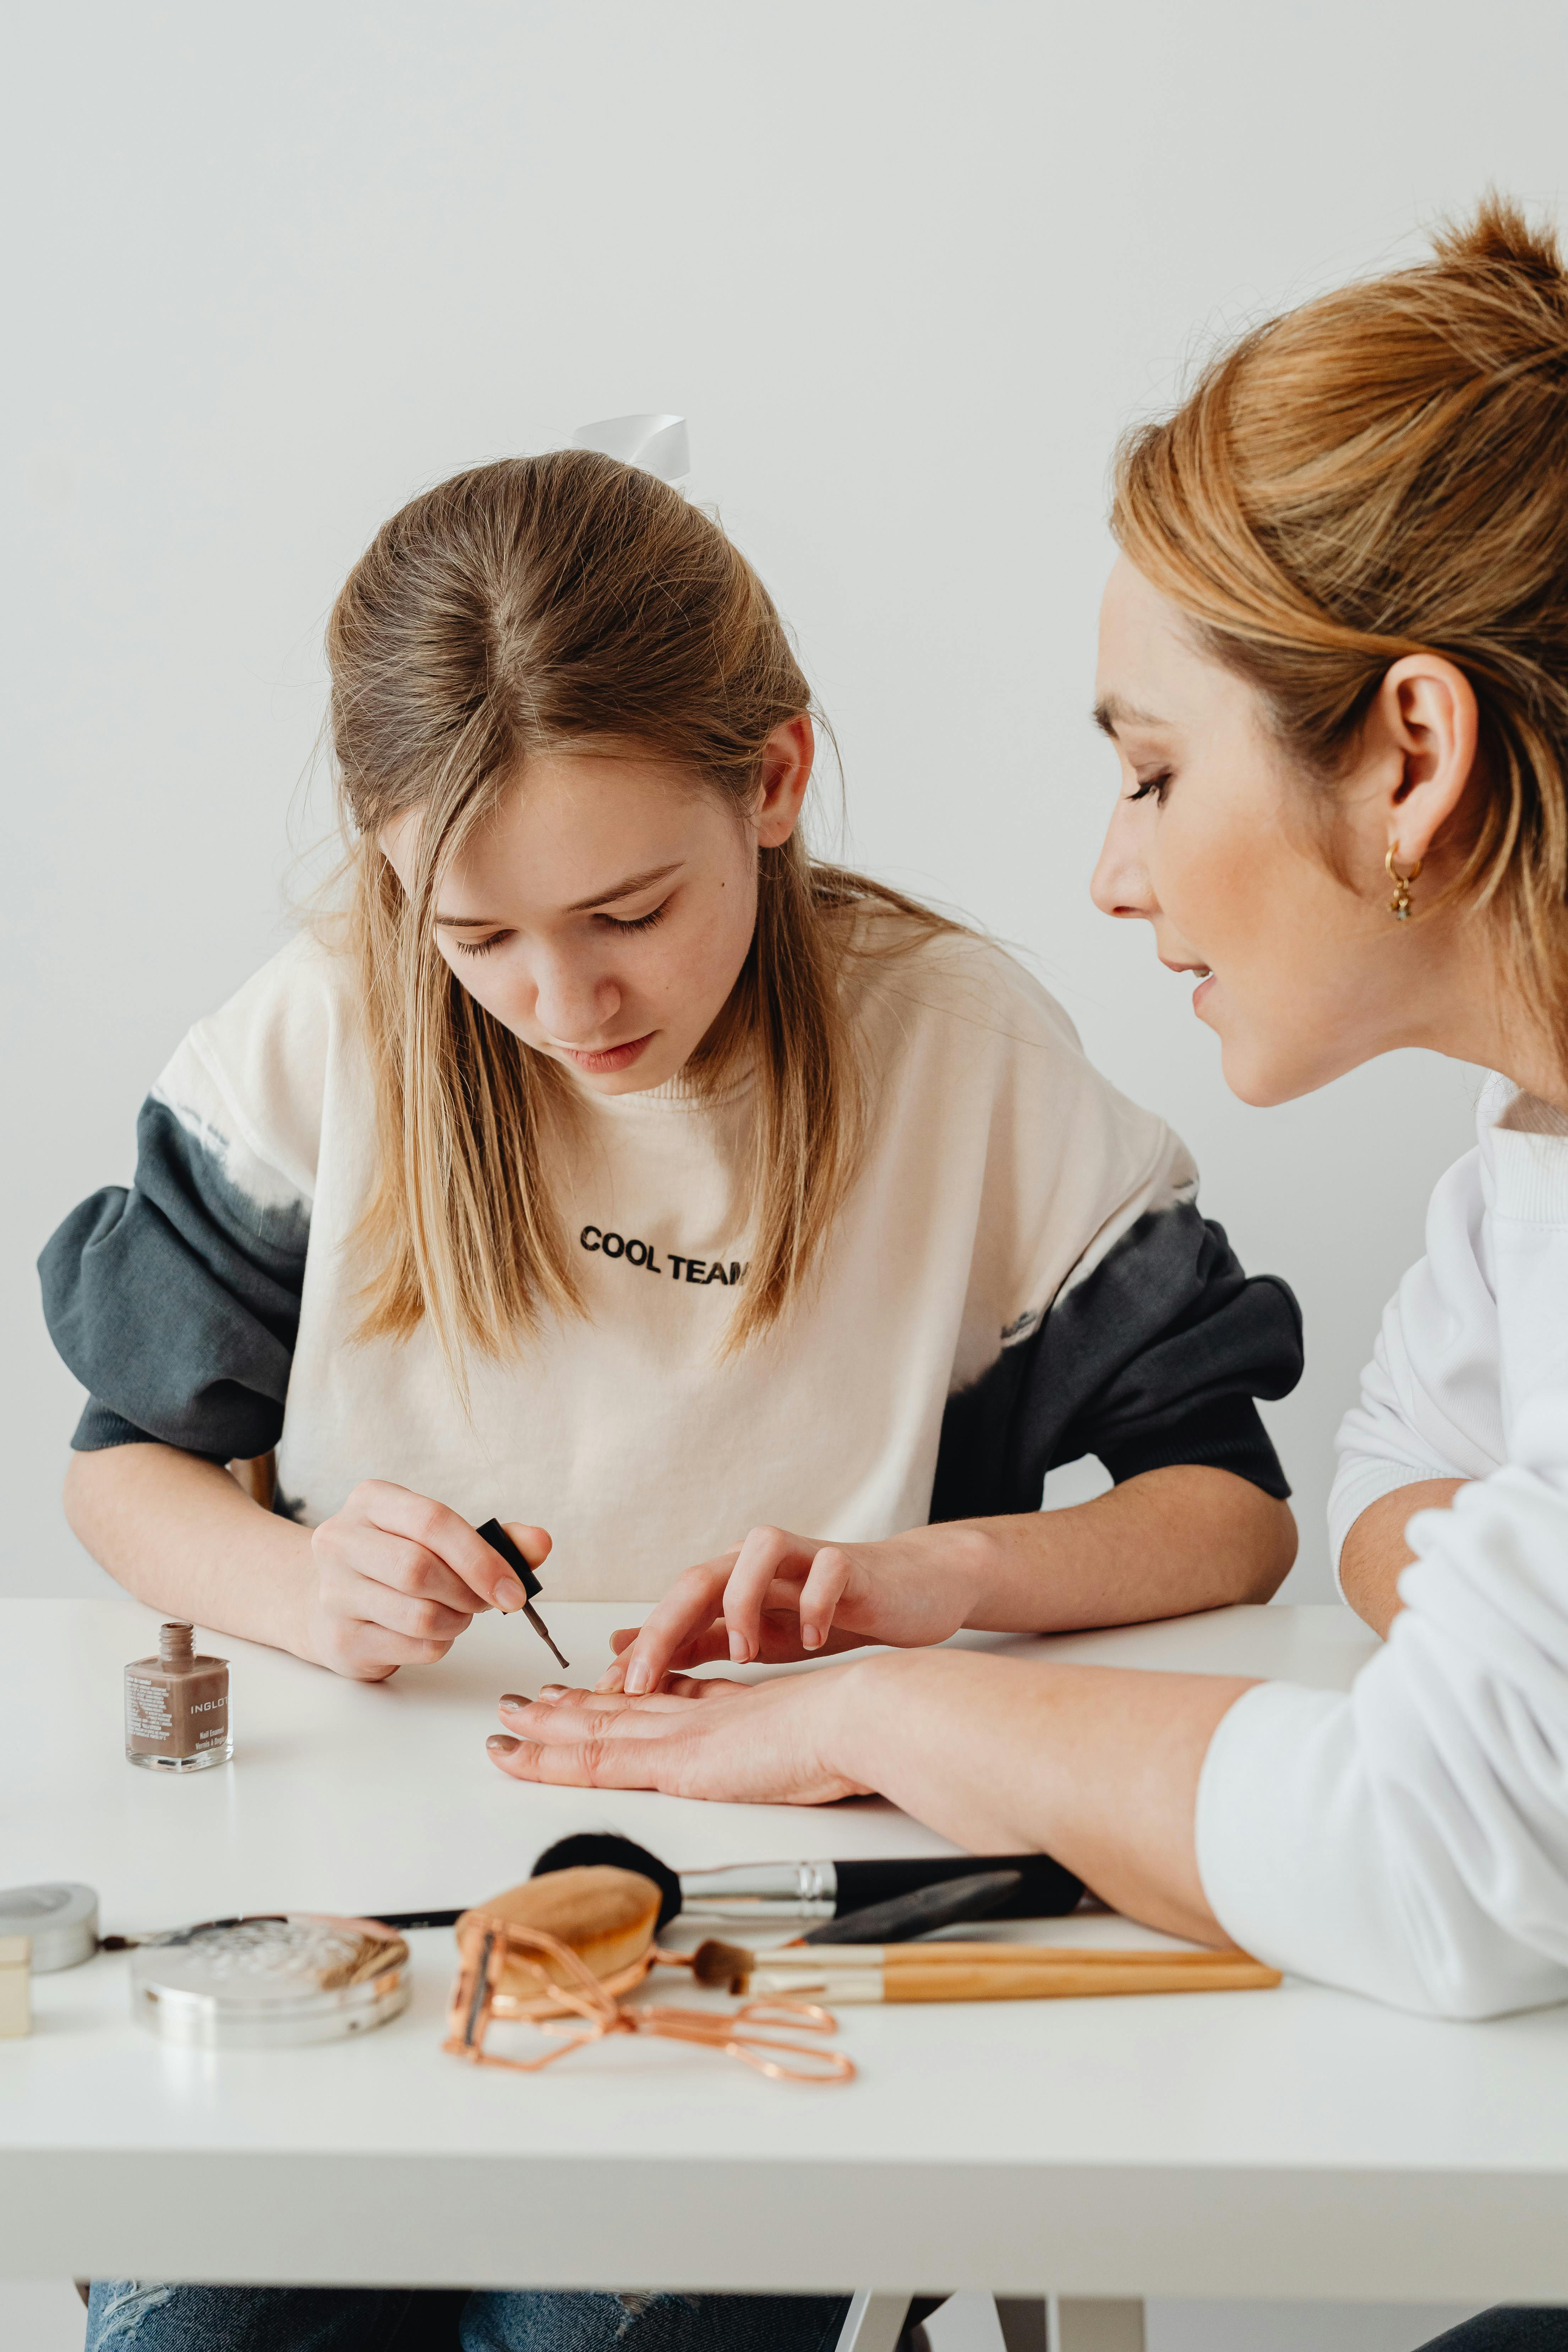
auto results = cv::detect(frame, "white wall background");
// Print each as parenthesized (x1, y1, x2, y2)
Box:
(10, 0, 1544, 1608)
(6, 7, 1566, 2347)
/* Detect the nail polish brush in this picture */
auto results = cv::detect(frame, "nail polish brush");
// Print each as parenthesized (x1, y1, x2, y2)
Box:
(477, 1519, 569, 1670)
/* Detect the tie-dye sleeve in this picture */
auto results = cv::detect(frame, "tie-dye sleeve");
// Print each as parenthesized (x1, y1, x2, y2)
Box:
(38, 952, 323, 1463)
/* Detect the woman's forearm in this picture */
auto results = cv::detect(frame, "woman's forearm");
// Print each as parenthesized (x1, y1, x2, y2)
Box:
(1338, 1478, 1463, 1637)
(957, 1464, 1296, 1633)
(836, 1648, 1257, 1943)
(64, 1443, 315, 1655)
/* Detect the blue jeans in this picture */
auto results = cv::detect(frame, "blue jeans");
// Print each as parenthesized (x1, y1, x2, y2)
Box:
(84, 2282, 852, 2351)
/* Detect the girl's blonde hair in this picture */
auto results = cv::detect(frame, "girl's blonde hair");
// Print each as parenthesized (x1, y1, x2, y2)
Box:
(1112, 195, 1568, 1066)
(328, 449, 947, 1368)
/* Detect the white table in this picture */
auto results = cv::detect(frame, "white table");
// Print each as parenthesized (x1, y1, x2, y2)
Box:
(5, 1597, 1568, 2326)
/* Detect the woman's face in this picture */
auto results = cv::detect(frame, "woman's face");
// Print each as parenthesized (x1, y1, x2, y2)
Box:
(1090, 558, 1457, 1107)
(381, 720, 812, 1097)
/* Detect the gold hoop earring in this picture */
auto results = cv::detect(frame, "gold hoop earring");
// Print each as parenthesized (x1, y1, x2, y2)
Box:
(1386, 846, 1423, 922)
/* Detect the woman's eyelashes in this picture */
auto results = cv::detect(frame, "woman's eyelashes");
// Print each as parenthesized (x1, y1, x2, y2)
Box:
(1128, 770, 1173, 806)
(449, 931, 510, 959)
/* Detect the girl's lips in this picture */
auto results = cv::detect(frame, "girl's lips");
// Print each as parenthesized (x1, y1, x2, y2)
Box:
(557, 1031, 656, 1075)
(1191, 972, 1215, 1015)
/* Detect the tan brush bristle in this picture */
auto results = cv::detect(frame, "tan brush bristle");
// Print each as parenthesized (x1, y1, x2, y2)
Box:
(691, 1938, 753, 1991)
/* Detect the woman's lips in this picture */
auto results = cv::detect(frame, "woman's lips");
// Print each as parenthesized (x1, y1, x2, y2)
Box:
(556, 1032, 656, 1075)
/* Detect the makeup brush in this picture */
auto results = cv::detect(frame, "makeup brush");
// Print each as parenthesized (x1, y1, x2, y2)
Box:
(528, 1833, 1082, 1928)
(477, 1519, 569, 1670)
(799, 1870, 1022, 1946)
(690, 1940, 1284, 2003)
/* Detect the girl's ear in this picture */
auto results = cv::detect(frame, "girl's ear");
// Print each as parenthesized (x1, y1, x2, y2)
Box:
(754, 715, 814, 847)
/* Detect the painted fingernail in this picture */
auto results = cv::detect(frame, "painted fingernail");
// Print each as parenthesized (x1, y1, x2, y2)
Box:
(537, 1684, 568, 1702)
(624, 1662, 651, 1695)
(487, 1734, 520, 1756)
(498, 1693, 527, 1711)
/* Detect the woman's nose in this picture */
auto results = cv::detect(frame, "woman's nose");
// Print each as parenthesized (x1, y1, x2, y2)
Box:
(1090, 797, 1157, 921)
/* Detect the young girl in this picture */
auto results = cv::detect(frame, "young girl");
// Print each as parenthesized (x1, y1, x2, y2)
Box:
(50, 450, 1298, 2352)
(45, 450, 1297, 1685)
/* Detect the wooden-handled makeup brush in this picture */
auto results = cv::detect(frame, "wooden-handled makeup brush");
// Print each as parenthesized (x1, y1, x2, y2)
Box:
(689, 1940, 1283, 2003)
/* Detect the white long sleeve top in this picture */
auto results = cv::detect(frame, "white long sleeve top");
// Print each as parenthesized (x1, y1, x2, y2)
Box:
(1197, 1075, 1568, 2018)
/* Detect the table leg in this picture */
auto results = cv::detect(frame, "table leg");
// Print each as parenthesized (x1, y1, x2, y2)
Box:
(995, 2297, 1049, 2351)
(1052, 2298, 1146, 2352)
(833, 2290, 914, 2352)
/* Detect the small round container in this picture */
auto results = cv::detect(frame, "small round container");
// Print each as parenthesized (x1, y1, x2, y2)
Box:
(130, 1914, 411, 2047)
(0, 1883, 99, 1972)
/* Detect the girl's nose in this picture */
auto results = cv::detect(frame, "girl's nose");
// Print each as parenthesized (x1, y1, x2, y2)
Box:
(1090, 797, 1158, 921)
(529, 950, 622, 1043)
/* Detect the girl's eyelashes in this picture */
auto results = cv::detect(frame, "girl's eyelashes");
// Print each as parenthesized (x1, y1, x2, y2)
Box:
(597, 900, 670, 935)
(1128, 770, 1173, 806)
(445, 900, 670, 957)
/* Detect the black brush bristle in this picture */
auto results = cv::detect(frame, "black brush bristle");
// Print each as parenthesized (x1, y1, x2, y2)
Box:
(530, 1832, 683, 1931)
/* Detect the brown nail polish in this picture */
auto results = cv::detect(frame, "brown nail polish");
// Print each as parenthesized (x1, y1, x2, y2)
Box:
(487, 1734, 521, 1755)
(498, 1694, 526, 1709)
(125, 1623, 231, 1772)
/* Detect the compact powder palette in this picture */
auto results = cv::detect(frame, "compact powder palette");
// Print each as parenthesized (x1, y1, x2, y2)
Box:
(130, 1914, 411, 2047)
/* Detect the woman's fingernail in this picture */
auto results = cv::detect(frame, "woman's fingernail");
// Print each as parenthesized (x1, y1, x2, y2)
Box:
(624, 1662, 651, 1696)
(802, 1625, 822, 1651)
(498, 1693, 527, 1712)
(728, 1631, 748, 1664)
(487, 1734, 520, 1756)
(494, 1580, 525, 1613)
(538, 1683, 567, 1702)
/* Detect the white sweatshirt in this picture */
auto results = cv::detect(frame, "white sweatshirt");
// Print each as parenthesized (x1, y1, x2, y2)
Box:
(1197, 1076, 1568, 2017)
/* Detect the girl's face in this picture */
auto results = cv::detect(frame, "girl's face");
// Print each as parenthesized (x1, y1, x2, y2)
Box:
(1089, 558, 1481, 1106)
(381, 719, 813, 1096)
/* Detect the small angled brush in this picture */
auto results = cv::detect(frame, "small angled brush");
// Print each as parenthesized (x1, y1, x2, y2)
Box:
(477, 1519, 569, 1669)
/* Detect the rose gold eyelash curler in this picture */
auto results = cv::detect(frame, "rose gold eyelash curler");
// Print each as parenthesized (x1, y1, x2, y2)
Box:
(442, 1915, 854, 2083)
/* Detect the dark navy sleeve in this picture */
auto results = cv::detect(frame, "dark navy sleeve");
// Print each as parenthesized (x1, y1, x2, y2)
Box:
(39, 1096, 309, 1463)
(929, 1203, 1302, 1520)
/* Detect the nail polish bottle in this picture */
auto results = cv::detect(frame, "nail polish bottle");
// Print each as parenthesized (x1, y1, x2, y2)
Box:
(125, 1622, 231, 1771)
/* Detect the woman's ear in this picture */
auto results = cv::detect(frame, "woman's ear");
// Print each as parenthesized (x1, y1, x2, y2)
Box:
(754, 715, 815, 848)
(1364, 653, 1480, 875)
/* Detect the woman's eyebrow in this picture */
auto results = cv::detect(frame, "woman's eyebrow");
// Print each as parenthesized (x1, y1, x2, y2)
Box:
(1093, 694, 1169, 737)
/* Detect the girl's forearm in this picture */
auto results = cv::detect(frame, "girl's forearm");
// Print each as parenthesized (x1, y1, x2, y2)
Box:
(953, 1464, 1296, 1633)
(64, 1443, 316, 1657)
(834, 1648, 1258, 1945)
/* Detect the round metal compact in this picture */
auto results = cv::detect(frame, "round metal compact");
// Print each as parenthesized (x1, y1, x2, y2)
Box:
(0, 1882, 99, 1972)
(130, 1914, 411, 2047)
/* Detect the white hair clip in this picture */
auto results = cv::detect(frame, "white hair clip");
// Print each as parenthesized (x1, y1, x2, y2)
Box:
(571, 414, 690, 484)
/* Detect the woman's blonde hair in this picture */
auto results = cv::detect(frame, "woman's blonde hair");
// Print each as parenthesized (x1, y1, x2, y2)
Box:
(1112, 194, 1568, 1064)
(328, 449, 947, 1369)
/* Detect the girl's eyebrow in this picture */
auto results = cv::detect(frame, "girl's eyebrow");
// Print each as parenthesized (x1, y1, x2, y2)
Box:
(564, 859, 683, 913)
(434, 860, 685, 927)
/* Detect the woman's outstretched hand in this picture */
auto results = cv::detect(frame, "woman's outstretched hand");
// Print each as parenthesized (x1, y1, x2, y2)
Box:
(304, 1481, 552, 1680)
(486, 1665, 875, 1805)
(596, 1523, 989, 1696)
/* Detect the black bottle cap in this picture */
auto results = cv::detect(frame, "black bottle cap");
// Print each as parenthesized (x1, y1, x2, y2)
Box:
(476, 1518, 543, 1600)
